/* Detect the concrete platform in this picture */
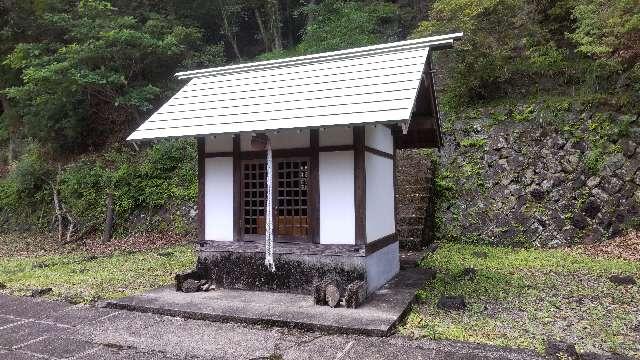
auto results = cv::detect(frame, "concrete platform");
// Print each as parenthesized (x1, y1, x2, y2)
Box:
(0, 293, 543, 359)
(105, 267, 433, 336)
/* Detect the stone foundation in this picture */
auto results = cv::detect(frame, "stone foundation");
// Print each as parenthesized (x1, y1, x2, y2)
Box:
(195, 251, 366, 294)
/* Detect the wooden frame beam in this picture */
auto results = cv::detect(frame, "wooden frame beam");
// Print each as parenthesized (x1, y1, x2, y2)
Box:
(197, 137, 206, 242)
(309, 129, 320, 244)
(353, 126, 366, 245)
(364, 146, 393, 159)
(213, 144, 354, 160)
(232, 135, 242, 241)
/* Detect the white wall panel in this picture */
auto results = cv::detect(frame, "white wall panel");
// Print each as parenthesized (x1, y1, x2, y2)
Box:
(365, 125, 393, 154)
(204, 157, 234, 241)
(205, 134, 233, 152)
(365, 153, 395, 242)
(319, 127, 352, 147)
(366, 242, 399, 293)
(319, 151, 355, 244)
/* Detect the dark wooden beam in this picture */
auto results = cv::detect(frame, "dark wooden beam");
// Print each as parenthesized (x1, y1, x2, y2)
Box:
(238, 144, 354, 160)
(233, 135, 242, 241)
(364, 146, 393, 159)
(365, 233, 398, 255)
(425, 55, 443, 147)
(395, 132, 439, 149)
(197, 137, 206, 242)
(309, 129, 320, 244)
(204, 151, 233, 158)
(411, 115, 438, 129)
(318, 144, 354, 152)
(240, 147, 310, 160)
(353, 126, 366, 245)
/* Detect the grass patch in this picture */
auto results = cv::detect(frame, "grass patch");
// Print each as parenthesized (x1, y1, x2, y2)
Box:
(0, 245, 195, 303)
(399, 243, 640, 357)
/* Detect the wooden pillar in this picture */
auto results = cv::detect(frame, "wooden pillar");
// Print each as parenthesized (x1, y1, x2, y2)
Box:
(197, 137, 206, 242)
(392, 128, 398, 234)
(353, 126, 366, 244)
(309, 129, 320, 243)
(233, 135, 242, 241)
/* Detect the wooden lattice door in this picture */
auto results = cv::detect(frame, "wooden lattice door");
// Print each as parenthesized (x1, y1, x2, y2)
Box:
(242, 161, 266, 238)
(241, 158, 310, 243)
(275, 158, 309, 242)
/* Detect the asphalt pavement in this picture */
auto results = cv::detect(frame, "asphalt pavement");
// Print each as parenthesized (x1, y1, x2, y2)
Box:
(0, 293, 542, 360)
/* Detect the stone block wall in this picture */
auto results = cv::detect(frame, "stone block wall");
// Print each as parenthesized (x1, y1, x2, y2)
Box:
(433, 102, 640, 247)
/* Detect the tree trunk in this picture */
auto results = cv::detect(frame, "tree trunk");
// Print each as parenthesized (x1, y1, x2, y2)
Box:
(254, 8, 271, 52)
(305, 0, 318, 27)
(267, 0, 283, 51)
(229, 34, 242, 61)
(0, 94, 17, 163)
(284, 0, 294, 48)
(220, 5, 242, 61)
(50, 166, 64, 243)
(102, 191, 114, 243)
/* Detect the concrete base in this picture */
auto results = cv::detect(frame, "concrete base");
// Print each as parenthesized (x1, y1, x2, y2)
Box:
(106, 267, 432, 337)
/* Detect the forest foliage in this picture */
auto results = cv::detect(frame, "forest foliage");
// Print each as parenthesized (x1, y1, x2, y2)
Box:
(412, 0, 639, 108)
(0, 0, 638, 241)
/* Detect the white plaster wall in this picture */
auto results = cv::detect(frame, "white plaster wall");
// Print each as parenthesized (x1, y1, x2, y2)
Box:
(240, 129, 309, 151)
(365, 125, 393, 153)
(204, 157, 234, 241)
(205, 134, 233, 152)
(319, 151, 355, 244)
(319, 127, 353, 146)
(365, 152, 395, 242)
(366, 242, 399, 293)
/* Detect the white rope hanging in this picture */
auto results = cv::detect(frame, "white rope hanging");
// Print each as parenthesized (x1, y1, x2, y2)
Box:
(264, 139, 275, 272)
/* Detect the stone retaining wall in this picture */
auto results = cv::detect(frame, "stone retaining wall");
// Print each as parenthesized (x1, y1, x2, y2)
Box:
(433, 102, 640, 246)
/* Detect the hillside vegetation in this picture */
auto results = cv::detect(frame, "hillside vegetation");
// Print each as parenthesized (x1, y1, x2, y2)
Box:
(0, 0, 638, 245)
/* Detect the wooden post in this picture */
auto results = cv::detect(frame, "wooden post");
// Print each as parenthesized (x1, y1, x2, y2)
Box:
(353, 126, 366, 245)
(309, 129, 320, 243)
(197, 137, 206, 242)
(232, 135, 242, 241)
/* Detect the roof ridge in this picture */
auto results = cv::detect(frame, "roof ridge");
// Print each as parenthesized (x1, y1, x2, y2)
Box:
(176, 33, 463, 80)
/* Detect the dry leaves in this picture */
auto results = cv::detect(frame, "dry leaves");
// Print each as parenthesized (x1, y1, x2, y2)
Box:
(578, 231, 640, 262)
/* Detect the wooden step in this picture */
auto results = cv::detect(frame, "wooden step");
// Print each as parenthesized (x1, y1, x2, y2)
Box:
(396, 184, 429, 195)
(398, 237, 423, 250)
(397, 215, 424, 227)
(397, 205, 427, 217)
(397, 226, 422, 239)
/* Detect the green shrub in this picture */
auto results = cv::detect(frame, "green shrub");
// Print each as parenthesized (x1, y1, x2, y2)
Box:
(0, 139, 197, 236)
(60, 161, 108, 226)
(298, 0, 398, 54)
(4, 143, 52, 208)
(0, 143, 53, 230)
